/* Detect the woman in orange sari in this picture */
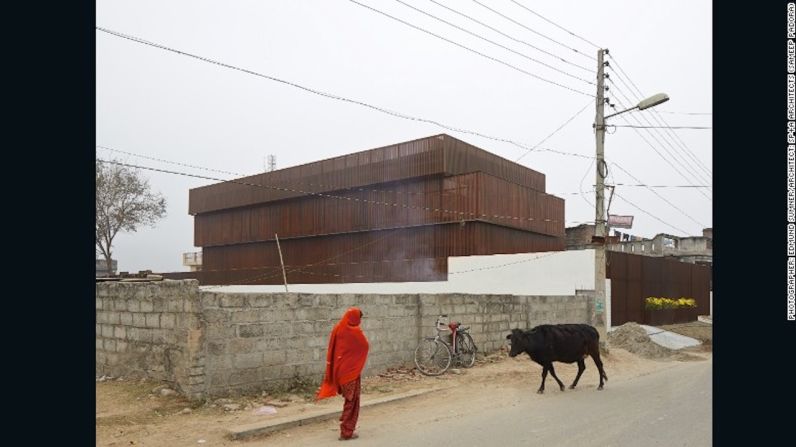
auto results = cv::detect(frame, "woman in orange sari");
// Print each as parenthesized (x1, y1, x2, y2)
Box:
(316, 307, 370, 441)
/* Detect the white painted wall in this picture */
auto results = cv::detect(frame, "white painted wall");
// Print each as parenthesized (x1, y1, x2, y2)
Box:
(204, 249, 596, 295)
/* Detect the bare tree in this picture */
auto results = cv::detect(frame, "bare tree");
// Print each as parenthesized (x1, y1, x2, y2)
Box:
(96, 160, 167, 276)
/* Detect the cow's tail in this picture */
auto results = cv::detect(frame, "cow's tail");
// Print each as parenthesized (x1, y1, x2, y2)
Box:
(601, 370, 608, 382)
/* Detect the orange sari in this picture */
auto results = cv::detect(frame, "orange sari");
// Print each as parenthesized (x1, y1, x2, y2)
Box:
(316, 307, 369, 400)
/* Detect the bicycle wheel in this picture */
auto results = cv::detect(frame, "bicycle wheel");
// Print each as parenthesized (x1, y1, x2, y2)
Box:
(414, 338, 452, 376)
(456, 332, 477, 368)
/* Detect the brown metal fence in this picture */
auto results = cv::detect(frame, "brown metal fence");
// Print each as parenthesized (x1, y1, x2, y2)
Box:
(607, 251, 711, 325)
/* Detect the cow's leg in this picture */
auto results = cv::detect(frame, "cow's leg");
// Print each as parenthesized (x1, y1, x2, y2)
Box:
(547, 363, 565, 391)
(590, 349, 607, 390)
(538, 365, 548, 394)
(570, 359, 586, 389)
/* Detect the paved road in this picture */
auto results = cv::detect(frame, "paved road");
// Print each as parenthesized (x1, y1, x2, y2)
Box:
(255, 359, 711, 447)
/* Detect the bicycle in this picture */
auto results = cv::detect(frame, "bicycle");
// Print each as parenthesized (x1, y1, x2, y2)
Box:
(413, 315, 478, 376)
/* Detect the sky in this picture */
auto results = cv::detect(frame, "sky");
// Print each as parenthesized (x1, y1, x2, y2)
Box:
(96, 0, 712, 274)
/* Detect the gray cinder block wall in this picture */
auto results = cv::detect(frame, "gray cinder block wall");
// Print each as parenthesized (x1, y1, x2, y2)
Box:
(95, 280, 206, 399)
(96, 281, 593, 399)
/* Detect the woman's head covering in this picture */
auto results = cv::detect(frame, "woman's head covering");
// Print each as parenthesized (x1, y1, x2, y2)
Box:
(315, 307, 369, 400)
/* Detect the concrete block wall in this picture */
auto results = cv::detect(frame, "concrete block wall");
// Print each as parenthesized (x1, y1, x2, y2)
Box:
(96, 281, 592, 399)
(415, 293, 592, 353)
(95, 280, 205, 399)
(200, 293, 421, 397)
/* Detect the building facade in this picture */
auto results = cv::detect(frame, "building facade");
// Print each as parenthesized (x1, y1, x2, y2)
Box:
(188, 134, 566, 285)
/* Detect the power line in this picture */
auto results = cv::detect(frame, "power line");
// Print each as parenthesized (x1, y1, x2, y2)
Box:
(97, 158, 574, 226)
(556, 190, 594, 196)
(96, 26, 581, 157)
(654, 110, 712, 116)
(578, 157, 595, 208)
(610, 183, 711, 189)
(607, 54, 712, 178)
(609, 95, 713, 204)
(97, 28, 707, 237)
(97, 145, 242, 177)
(391, 0, 595, 85)
(108, 145, 702, 228)
(606, 93, 713, 198)
(606, 57, 713, 178)
(613, 109, 713, 200)
(612, 191, 689, 236)
(606, 77, 713, 185)
(536, 147, 594, 160)
(507, 0, 602, 50)
(609, 84, 710, 206)
(97, 145, 487, 198)
(346, 0, 594, 96)
(515, 100, 593, 162)
(470, 0, 596, 61)
(99, 145, 605, 205)
(449, 251, 558, 274)
(427, 0, 593, 73)
(609, 124, 712, 130)
(610, 162, 706, 229)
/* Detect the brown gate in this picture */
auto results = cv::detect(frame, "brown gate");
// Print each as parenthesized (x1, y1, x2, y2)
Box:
(607, 251, 710, 325)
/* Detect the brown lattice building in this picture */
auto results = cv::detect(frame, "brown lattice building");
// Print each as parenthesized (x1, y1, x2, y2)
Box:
(188, 134, 566, 285)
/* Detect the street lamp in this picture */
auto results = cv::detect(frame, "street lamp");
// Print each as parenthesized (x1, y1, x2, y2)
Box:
(604, 93, 670, 119)
(593, 48, 669, 349)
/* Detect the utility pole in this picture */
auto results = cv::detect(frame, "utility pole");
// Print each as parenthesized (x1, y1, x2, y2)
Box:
(587, 54, 669, 348)
(594, 48, 608, 348)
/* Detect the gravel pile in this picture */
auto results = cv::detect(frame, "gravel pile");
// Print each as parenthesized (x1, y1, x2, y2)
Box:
(608, 322, 679, 359)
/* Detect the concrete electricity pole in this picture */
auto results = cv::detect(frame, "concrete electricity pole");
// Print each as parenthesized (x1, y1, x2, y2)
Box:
(591, 49, 670, 349)
(593, 48, 608, 346)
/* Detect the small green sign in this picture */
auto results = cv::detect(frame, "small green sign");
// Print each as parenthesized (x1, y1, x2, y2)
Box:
(596, 301, 604, 312)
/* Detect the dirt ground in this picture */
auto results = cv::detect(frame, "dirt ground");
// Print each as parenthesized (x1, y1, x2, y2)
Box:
(96, 336, 711, 446)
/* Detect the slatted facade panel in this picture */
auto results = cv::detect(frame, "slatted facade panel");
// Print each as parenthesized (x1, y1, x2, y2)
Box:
(475, 173, 564, 237)
(194, 173, 563, 247)
(189, 137, 444, 215)
(606, 252, 711, 325)
(442, 136, 546, 192)
(198, 222, 563, 285)
(189, 134, 547, 215)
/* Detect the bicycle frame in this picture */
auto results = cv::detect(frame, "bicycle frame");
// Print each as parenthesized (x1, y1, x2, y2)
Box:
(434, 315, 463, 355)
(414, 314, 476, 376)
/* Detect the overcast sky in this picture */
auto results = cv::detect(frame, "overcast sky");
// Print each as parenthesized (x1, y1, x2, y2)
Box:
(96, 0, 711, 273)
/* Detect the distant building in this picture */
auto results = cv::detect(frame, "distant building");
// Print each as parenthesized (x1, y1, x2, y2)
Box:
(609, 228, 713, 267)
(183, 251, 202, 272)
(566, 225, 713, 267)
(565, 224, 618, 250)
(566, 224, 596, 250)
(96, 258, 117, 277)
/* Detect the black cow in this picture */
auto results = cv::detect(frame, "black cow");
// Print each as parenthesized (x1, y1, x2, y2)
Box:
(505, 324, 607, 393)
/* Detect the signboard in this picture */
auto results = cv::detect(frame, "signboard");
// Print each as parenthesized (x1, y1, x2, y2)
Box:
(608, 214, 634, 229)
